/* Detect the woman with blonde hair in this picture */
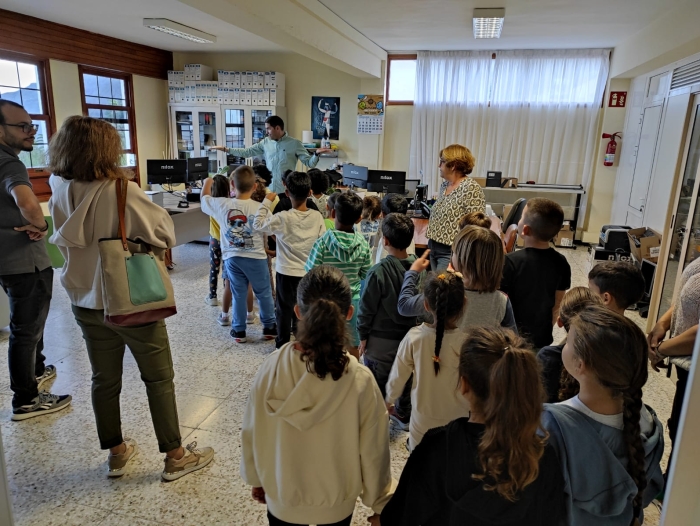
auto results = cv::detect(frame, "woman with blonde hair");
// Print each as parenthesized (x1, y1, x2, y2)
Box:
(379, 327, 566, 525)
(48, 116, 214, 480)
(425, 144, 485, 270)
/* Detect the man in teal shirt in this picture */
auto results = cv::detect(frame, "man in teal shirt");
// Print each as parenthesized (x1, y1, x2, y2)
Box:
(212, 116, 330, 193)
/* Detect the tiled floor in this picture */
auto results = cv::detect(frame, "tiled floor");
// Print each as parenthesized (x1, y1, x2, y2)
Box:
(0, 244, 674, 525)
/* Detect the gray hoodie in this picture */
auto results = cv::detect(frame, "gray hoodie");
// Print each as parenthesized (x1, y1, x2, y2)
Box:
(542, 403, 664, 526)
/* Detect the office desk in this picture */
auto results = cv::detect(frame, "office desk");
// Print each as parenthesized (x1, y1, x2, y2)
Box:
(160, 194, 210, 246)
(482, 184, 585, 238)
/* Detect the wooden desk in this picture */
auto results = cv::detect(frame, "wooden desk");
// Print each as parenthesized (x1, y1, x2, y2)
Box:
(160, 194, 210, 246)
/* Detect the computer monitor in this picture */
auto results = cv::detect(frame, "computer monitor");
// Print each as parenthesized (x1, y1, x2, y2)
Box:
(187, 157, 208, 182)
(342, 177, 368, 189)
(343, 165, 368, 185)
(640, 258, 657, 299)
(147, 159, 187, 185)
(415, 184, 429, 204)
(367, 170, 406, 194)
(404, 179, 420, 197)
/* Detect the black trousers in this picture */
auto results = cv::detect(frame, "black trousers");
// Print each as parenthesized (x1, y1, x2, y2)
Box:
(275, 273, 302, 348)
(0, 266, 52, 407)
(667, 365, 690, 470)
(267, 510, 352, 526)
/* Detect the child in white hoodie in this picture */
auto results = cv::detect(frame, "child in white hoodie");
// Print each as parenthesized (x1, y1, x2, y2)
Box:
(241, 265, 394, 526)
(386, 270, 469, 451)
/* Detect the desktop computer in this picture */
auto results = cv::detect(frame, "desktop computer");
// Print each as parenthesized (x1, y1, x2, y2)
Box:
(147, 159, 187, 185)
(367, 170, 406, 194)
(187, 157, 208, 182)
(342, 165, 369, 189)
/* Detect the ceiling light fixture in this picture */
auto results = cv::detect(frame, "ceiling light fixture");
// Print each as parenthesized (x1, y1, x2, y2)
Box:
(473, 8, 505, 39)
(143, 19, 216, 44)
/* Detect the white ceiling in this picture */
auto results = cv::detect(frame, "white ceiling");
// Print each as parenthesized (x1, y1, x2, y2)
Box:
(318, 0, 685, 51)
(0, 0, 285, 53)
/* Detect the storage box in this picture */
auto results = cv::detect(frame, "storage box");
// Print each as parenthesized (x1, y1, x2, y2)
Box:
(233, 72, 241, 88)
(555, 221, 574, 247)
(260, 89, 270, 106)
(472, 177, 487, 187)
(168, 87, 176, 103)
(244, 89, 252, 105)
(627, 227, 662, 263)
(588, 245, 633, 273)
(269, 89, 284, 106)
(232, 89, 240, 105)
(168, 70, 185, 86)
(185, 64, 213, 81)
(245, 71, 253, 88)
(176, 87, 184, 103)
(265, 71, 285, 89)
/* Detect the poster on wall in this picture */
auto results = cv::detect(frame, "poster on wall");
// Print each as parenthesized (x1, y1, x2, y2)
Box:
(357, 94, 384, 135)
(311, 96, 340, 140)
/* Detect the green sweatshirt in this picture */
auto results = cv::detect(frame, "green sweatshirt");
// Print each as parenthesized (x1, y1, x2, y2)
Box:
(357, 254, 417, 341)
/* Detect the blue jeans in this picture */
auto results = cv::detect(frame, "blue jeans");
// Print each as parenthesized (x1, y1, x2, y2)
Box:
(225, 257, 275, 332)
(428, 239, 452, 271)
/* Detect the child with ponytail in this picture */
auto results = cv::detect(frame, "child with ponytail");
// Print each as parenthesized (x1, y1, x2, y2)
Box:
(386, 270, 468, 450)
(379, 327, 566, 526)
(241, 265, 393, 526)
(542, 304, 664, 526)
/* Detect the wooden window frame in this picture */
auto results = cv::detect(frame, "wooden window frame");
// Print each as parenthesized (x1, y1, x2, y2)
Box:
(78, 65, 139, 183)
(0, 50, 56, 200)
(387, 54, 417, 106)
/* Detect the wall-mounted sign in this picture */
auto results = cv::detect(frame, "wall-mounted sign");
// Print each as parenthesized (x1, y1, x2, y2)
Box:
(608, 91, 627, 108)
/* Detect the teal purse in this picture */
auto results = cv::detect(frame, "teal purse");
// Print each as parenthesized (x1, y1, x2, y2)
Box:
(98, 179, 177, 326)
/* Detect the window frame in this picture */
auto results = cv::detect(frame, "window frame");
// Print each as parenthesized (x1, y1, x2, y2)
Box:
(386, 54, 417, 106)
(0, 50, 56, 200)
(78, 65, 139, 182)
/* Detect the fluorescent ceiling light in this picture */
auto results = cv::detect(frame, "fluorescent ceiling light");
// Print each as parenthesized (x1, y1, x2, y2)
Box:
(143, 19, 216, 44)
(473, 8, 505, 39)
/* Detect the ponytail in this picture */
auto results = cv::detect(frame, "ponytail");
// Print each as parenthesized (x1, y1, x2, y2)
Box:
(295, 265, 352, 381)
(460, 328, 546, 502)
(423, 271, 466, 375)
(568, 305, 649, 525)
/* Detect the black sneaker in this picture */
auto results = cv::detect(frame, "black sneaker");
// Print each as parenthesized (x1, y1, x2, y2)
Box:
(12, 391, 72, 421)
(36, 364, 57, 389)
(262, 326, 277, 341)
(231, 330, 247, 343)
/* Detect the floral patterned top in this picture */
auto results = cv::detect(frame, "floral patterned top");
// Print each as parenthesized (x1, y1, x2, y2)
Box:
(426, 177, 486, 246)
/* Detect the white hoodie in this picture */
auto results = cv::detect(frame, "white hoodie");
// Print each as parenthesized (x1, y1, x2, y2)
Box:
(241, 342, 395, 524)
(48, 176, 175, 310)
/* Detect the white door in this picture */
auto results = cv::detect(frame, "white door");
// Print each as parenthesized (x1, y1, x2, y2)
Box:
(628, 104, 664, 213)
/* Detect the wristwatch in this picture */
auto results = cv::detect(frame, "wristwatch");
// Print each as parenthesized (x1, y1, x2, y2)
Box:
(38, 221, 49, 232)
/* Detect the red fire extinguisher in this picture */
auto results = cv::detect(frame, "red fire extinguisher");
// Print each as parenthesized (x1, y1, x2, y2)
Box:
(602, 132, 621, 166)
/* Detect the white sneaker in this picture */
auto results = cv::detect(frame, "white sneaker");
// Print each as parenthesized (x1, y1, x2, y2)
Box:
(205, 295, 219, 306)
(246, 311, 256, 324)
(217, 312, 231, 326)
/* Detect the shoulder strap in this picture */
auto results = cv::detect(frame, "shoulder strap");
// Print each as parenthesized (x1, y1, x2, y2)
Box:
(116, 179, 128, 251)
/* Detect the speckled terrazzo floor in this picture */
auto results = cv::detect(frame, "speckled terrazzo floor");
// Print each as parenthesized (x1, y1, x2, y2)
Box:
(0, 243, 674, 526)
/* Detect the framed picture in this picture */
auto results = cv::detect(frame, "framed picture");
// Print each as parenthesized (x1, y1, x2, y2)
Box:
(312, 96, 340, 140)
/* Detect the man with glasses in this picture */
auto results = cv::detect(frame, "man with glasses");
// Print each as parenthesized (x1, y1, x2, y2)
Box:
(0, 99, 71, 420)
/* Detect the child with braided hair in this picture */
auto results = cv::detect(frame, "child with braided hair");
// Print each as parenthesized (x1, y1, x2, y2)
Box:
(386, 270, 468, 451)
(542, 304, 665, 526)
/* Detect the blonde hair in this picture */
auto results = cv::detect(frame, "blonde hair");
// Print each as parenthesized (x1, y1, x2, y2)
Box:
(440, 144, 476, 176)
(49, 116, 131, 181)
(452, 225, 504, 293)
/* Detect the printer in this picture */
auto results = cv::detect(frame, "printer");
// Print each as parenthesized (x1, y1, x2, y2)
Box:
(599, 225, 631, 252)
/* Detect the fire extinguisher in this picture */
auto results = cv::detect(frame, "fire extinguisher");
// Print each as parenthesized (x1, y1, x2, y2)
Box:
(602, 132, 621, 166)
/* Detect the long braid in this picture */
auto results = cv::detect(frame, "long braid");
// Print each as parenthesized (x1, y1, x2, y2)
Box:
(557, 367, 579, 401)
(622, 387, 646, 526)
(433, 282, 446, 375)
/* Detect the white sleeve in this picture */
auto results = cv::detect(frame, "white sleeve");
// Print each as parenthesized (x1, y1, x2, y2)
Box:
(385, 335, 414, 403)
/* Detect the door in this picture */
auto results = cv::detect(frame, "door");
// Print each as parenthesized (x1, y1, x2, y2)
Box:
(656, 98, 700, 319)
(173, 109, 194, 161)
(629, 104, 664, 213)
(196, 110, 220, 174)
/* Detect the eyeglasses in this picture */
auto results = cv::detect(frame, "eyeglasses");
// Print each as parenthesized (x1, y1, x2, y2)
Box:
(3, 123, 39, 134)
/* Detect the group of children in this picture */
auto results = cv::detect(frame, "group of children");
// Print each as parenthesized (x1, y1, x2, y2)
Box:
(200, 169, 663, 526)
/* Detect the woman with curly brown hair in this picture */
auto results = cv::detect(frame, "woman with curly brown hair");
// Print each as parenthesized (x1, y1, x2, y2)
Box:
(241, 265, 393, 526)
(543, 305, 665, 526)
(379, 327, 566, 526)
(48, 116, 214, 481)
(425, 144, 485, 270)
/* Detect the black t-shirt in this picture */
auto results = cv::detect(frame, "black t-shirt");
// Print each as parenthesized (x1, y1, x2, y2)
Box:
(500, 248, 571, 348)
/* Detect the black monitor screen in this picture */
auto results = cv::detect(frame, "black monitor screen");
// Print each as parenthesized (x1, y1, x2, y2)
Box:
(147, 159, 187, 185)
(368, 170, 406, 186)
(343, 177, 367, 189)
(405, 179, 420, 196)
(343, 165, 368, 182)
(367, 182, 405, 194)
(640, 259, 657, 298)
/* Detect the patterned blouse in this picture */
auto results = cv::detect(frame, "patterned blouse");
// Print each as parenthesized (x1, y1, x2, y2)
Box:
(426, 177, 486, 246)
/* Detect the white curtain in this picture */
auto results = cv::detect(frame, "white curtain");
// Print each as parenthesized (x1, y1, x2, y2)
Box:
(409, 49, 610, 206)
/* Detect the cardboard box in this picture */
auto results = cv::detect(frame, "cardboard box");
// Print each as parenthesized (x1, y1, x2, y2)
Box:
(555, 222, 575, 247)
(473, 177, 487, 187)
(627, 227, 662, 263)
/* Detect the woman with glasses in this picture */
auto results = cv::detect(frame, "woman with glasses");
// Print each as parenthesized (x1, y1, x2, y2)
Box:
(425, 144, 485, 270)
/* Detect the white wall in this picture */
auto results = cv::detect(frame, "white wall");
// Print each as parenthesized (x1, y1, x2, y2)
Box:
(383, 105, 413, 172)
(173, 52, 366, 167)
(47, 60, 169, 189)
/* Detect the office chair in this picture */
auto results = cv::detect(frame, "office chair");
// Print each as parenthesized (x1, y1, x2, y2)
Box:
(501, 198, 527, 234)
(504, 224, 519, 253)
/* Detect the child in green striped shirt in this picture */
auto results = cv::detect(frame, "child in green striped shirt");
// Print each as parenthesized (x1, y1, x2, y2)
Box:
(305, 191, 371, 359)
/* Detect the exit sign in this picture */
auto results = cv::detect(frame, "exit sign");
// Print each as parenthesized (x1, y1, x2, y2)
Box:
(609, 91, 627, 107)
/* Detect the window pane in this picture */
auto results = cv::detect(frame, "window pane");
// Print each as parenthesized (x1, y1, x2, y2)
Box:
(30, 146, 48, 168)
(111, 78, 125, 101)
(20, 89, 42, 114)
(97, 75, 112, 98)
(17, 62, 38, 88)
(115, 110, 128, 121)
(33, 121, 48, 146)
(17, 120, 48, 168)
(102, 109, 115, 120)
(0, 85, 22, 104)
(99, 97, 115, 106)
(88, 108, 101, 118)
(120, 153, 136, 167)
(86, 96, 99, 105)
(388, 59, 417, 102)
(83, 74, 98, 97)
(0, 60, 19, 88)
